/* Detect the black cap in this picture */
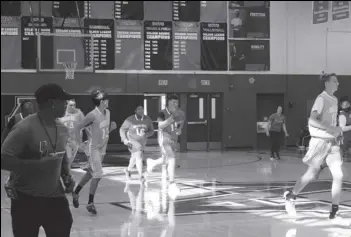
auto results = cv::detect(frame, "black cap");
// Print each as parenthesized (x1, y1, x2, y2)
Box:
(35, 83, 73, 105)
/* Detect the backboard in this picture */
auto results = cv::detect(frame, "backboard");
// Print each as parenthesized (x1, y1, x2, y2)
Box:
(37, 31, 95, 73)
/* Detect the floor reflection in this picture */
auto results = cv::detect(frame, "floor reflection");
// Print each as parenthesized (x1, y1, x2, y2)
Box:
(121, 178, 175, 237)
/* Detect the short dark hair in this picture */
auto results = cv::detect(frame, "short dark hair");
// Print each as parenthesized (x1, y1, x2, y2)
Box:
(320, 72, 336, 83)
(168, 94, 179, 101)
(91, 90, 108, 106)
(20, 100, 32, 110)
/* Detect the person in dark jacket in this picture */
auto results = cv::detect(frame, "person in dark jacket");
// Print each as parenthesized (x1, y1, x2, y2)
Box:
(339, 97, 351, 159)
(1, 100, 33, 144)
(1, 84, 76, 237)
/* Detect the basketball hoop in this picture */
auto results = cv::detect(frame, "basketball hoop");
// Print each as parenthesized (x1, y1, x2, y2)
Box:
(63, 61, 77, 80)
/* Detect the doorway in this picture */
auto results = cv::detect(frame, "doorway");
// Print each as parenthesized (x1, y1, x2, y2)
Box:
(187, 93, 223, 151)
(256, 94, 285, 149)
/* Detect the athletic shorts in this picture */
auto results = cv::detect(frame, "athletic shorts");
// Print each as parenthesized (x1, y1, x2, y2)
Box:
(159, 141, 177, 159)
(80, 141, 91, 157)
(129, 140, 145, 154)
(302, 137, 342, 168)
(87, 147, 106, 178)
(65, 141, 79, 163)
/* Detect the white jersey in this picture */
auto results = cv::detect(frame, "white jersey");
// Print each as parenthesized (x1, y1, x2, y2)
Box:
(309, 91, 338, 139)
(59, 109, 84, 143)
(85, 108, 110, 149)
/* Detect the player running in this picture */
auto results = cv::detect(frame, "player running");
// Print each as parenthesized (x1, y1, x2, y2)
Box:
(120, 105, 154, 184)
(146, 94, 185, 198)
(59, 99, 85, 168)
(71, 90, 117, 215)
(283, 73, 350, 226)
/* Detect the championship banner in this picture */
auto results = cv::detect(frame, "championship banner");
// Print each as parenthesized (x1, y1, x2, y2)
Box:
(332, 1, 350, 21)
(312, 1, 329, 24)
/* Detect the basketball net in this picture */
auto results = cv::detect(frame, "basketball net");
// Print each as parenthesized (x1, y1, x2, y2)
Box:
(63, 62, 77, 80)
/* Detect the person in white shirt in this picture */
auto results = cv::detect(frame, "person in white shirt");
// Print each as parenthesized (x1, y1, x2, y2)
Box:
(283, 73, 349, 227)
(59, 99, 85, 168)
(230, 9, 243, 38)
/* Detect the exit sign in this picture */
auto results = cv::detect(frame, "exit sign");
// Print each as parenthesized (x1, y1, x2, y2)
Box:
(201, 80, 210, 86)
(158, 80, 168, 86)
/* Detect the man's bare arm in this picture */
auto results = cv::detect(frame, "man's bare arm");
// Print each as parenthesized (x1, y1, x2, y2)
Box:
(158, 116, 174, 130)
(76, 113, 95, 132)
(308, 111, 333, 131)
(119, 120, 131, 144)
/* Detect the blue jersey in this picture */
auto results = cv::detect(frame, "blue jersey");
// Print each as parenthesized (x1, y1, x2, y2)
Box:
(158, 108, 185, 143)
(119, 114, 154, 145)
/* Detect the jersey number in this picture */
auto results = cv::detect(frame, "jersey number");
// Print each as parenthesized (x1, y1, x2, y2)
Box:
(102, 127, 109, 140)
(170, 122, 178, 132)
(64, 121, 74, 129)
(136, 128, 145, 136)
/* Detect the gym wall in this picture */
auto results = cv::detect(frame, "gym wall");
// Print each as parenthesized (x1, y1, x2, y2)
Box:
(1, 1, 350, 148)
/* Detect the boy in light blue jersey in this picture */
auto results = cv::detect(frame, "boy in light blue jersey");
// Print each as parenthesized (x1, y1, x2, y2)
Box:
(120, 105, 154, 184)
(59, 99, 85, 168)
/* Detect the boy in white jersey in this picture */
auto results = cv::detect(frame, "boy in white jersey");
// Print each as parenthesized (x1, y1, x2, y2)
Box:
(284, 73, 350, 226)
(120, 105, 154, 183)
(59, 99, 85, 168)
(146, 95, 185, 198)
(71, 90, 117, 215)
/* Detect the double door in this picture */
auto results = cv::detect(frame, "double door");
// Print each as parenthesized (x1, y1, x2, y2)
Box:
(187, 93, 222, 151)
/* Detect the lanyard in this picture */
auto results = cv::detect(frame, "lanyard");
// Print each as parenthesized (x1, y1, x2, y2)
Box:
(37, 114, 57, 152)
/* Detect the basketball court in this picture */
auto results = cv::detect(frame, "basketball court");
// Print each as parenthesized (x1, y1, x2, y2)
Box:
(1, 150, 350, 237)
(1, 1, 351, 237)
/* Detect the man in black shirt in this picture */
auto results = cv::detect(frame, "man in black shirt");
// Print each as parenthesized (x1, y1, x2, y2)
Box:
(1, 84, 75, 237)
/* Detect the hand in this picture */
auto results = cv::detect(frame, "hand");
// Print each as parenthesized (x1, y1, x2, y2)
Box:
(110, 121, 117, 131)
(63, 176, 75, 193)
(329, 126, 342, 137)
(139, 128, 145, 136)
(266, 131, 270, 137)
(123, 139, 130, 146)
(175, 129, 182, 136)
(167, 116, 175, 124)
(172, 109, 185, 122)
(285, 133, 289, 137)
(123, 140, 133, 149)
